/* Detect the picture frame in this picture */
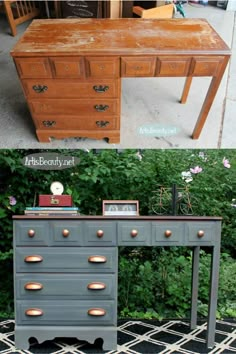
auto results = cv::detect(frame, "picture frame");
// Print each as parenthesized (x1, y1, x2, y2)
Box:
(102, 200, 139, 216)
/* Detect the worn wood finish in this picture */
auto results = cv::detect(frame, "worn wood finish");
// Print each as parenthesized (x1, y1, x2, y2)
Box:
(11, 18, 231, 143)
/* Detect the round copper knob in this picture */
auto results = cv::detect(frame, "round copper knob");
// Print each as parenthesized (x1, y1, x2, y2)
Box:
(197, 230, 205, 238)
(130, 229, 138, 238)
(62, 229, 70, 237)
(97, 230, 104, 238)
(165, 230, 172, 238)
(28, 229, 35, 238)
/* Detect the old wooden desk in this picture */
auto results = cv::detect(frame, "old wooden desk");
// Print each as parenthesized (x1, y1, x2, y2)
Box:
(13, 215, 221, 350)
(11, 19, 231, 143)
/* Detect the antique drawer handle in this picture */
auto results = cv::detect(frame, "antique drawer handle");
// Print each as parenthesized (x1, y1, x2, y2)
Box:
(43, 120, 56, 127)
(96, 230, 104, 238)
(94, 104, 109, 112)
(62, 229, 70, 237)
(88, 308, 106, 316)
(165, 230, 172, 238)
(28, 229, 35, 238)
(32, 85, 48, 93)
(25, 308, 44, 316)
(24, 255, 43, 263)
(96, 120, 110, 128)
(87, 282, 106, 290)
(93, 85, 109, 93)
(130, 229, 138, 237)
(24, 282, 43, 291)
(88, 255, 107, 263)
(197, 230, 205, 238)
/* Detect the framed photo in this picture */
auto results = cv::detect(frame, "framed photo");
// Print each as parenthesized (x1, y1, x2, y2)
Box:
(103, 200, 139, 216)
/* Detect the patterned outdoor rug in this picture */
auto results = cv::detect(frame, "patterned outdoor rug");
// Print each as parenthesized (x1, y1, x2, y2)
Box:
(0, 319, 236, 353)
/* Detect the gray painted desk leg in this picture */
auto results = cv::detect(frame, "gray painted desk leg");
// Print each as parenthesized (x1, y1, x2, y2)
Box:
(206, 243, 221, 348)
(191, 246, 200, 329)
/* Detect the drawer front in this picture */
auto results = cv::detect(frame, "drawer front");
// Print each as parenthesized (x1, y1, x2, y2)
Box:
(15, 247, 117, 273)
(22, 79, 120, 98)
(15, 274, 116, 300)
(51, 221, 83, 246)
(186, 222, 215, 244)
(83, 221, 117, 246)
(29, 99, 119, 116)
(50, 57, 85, 78)
(190, 56, 223, 76)
(86, 57, 120, 78)
(14, 221, 49, 246)
(156, 57, 191, 77)
(152, 222, 185, 245)
(121, 57, 156, 77)
(16, 300, 116, 326)
(14, 58, 52, 79)
(118, 221, 151, 245)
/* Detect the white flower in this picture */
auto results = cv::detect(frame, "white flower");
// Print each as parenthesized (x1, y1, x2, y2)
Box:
(181, 171, 193, 183)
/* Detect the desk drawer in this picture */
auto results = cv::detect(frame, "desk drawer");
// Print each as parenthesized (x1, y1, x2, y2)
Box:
(118, 221, 151, 245)
(86, 57, 120, 78)
(152, 222, 185, 245)
(186, 222, 215, 244)
(190, 56, 224, 76)
(14, 58, 52, 79)
(156, 57, 191, 77)
(22, 79, 119, 98)
(14, 221, 50, 246)
(121, 57, 156, 77)
(16, 300, 116, 326)
(15, 247, 117, 273)
(50, 57, 85, 78)
(16, 274, 116, 300)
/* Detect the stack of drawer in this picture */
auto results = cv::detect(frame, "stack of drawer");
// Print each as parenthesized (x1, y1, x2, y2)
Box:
(14, 219, 118, 350)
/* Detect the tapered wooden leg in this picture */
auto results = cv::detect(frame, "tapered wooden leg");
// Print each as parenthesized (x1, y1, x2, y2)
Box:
(190, 246, 200, 330)
(180, 76, 193, 104)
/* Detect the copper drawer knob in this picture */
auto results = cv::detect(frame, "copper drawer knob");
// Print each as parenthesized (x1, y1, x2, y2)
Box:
(24, 255, 43, 263)
(198, 230, 205, 238)
(24, 282, 43, 291)
(88, 255, 107, 263)
(96, 230, 104, 238)
(25, 308, 44, 317)
(28, 229, 35, 238)
(130, 229, 138, 237)
(87, 282, 106, 290)
(165, 230, 172, 238)
(62, 229, 70, 237)
(88, 308, 106, 316)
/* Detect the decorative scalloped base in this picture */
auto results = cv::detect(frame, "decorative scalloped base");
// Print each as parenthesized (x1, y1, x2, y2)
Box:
(14, 325, 117, 350)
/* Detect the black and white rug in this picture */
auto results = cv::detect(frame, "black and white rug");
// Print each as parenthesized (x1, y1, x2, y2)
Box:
(1, 319, 236, 353)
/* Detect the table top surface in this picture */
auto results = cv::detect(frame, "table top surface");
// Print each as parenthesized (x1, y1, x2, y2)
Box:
(11, 18, 231, 57)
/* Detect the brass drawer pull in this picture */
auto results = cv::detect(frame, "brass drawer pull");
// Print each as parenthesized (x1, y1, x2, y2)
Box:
(88, 255, 107, 263)
(96, 230, 104, 238)
(25, 308, 44, 316)
(198, 230, 205, 238)
(24, 255, 43, 263)
(93, 85, 109, 93)
(62, 229, 70, 237)
(88, 308, 106, 316)
(96, 120, 110, 128)
(43, 120, 56, 127)
(165, 230, 172, 238)
(28, 229, 35, 238)
(24, 282, 43, 291)
(32, 85, 48, 93)
(130, 229, 138, 237)
(87, 282, 106, 290)
(94, 104, 109, 112)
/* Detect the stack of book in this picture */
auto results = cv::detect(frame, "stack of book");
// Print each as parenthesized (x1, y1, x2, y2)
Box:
(24, 207, 79, 215)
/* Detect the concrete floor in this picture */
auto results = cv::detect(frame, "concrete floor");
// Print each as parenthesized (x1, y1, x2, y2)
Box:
(0, 3, 235, 149)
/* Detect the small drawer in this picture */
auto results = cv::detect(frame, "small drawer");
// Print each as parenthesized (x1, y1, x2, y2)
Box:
(156, 56, 191, 77)
(152, 222, 185, 245)
(83, 221, 117, 246)
(15, 247, 117, 273)
(50, 221, 83, 246)
(15, 273, 116, 300)
(186, 222, 215, 244)
(14, 58, 52, 79)
(190, 57, 223, 76)
(121, 57, 156, 77)
(16, 300, 116, 326)
(22, 79, 120, 98)
(118, 221, 151, 245)
(50, 57, 85, 78)
(85, 57, 120, 78)
(14, 221, 49, 246)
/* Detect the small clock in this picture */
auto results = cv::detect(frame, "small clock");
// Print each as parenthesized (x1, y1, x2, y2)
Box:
(50, 181, 64, 195)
